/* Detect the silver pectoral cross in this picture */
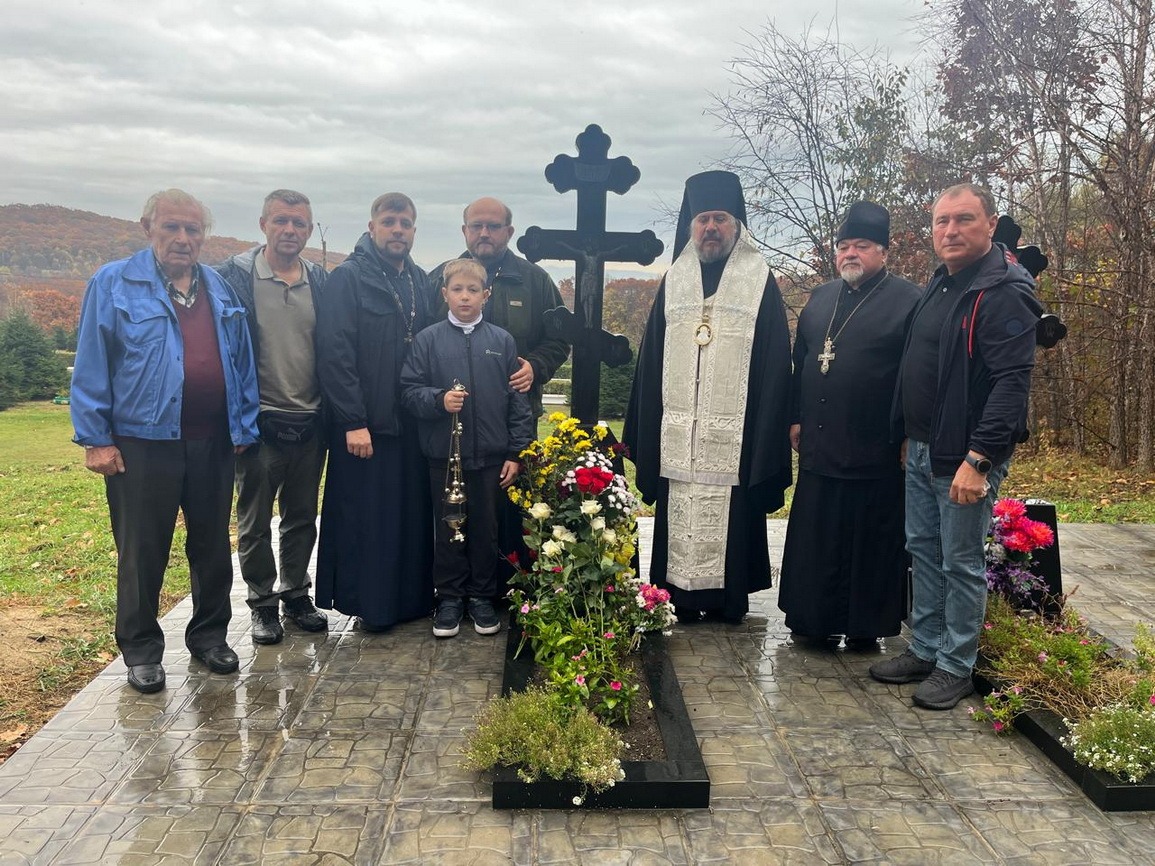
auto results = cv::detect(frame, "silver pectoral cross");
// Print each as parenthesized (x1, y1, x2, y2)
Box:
(818, 339, 835, 375)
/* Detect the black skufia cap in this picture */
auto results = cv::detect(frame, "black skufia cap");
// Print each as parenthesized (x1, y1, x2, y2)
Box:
(672, 170, 748, 259)
(835, 201, 890, 248)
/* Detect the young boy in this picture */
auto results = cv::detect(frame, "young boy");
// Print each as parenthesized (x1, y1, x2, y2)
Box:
(401, 258, 534, 637)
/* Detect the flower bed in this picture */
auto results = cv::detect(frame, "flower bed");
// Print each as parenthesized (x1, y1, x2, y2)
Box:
(463, 414, 709, 807)
(969, 499, 1155, 810)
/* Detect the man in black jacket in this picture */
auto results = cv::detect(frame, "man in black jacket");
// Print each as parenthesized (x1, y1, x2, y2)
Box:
(870, 184, 1042, 710)
(215, 190, 329, 644)
(428, 197, 569, 418)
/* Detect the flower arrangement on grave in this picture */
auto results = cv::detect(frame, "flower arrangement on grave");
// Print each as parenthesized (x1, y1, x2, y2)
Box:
(969, 499, 1155, 784)
(983, 498, 1055, 610)
(462, 413, 675, 795)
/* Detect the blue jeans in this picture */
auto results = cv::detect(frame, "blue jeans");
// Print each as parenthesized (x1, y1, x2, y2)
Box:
(904, 439, 1006, 677)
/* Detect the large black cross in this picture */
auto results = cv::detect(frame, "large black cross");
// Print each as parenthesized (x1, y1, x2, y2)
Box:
(518, 124, 664, 424)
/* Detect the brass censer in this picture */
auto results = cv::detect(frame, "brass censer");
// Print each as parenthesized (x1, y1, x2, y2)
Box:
(442, 380, 467, 543)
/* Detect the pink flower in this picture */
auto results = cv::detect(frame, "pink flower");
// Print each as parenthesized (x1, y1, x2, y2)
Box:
(1149, 693, 1155, 706)
(605, 584, 615, 593)
(575, 675, 586, 686)
(1037, 652, 1048, 663)
(610, 681, 622, 691)
(993, 721, 1005, 733)
(993, 498, 1027, 520)
(983, 623, 993, 630)
(603, 631, 615, 639)
(520, 603, 531, 614)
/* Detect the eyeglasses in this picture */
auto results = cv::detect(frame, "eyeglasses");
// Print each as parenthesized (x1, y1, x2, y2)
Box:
(465, 221, 508, 233)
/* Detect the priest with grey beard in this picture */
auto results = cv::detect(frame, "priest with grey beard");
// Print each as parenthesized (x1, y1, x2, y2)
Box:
(778, 201, 922, 647)
(624, 170, 793, 625)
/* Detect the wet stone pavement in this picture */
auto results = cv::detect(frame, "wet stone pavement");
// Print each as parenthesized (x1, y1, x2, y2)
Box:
(1, 520, 1154, 864)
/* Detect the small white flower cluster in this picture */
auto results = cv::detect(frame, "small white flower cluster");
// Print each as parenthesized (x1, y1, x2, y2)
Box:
(1062, 704, 1155, 784)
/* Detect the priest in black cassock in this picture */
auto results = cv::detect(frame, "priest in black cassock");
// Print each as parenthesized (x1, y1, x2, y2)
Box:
(778, 202, 922, 646)
(624, 170, 792, 624)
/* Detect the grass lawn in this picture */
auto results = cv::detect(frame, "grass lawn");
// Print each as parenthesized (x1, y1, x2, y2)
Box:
(0, 402, 1152, 762)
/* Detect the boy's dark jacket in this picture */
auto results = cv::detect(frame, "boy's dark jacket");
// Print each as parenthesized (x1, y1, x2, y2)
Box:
(400, 319, 534, 469)
(891, 242, 1043, 476)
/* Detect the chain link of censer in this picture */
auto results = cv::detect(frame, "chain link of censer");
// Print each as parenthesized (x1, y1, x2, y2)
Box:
(442, 380, 468, 543)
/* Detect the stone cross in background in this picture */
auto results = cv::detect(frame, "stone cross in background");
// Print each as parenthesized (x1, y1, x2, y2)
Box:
(518, 124, 664, 423)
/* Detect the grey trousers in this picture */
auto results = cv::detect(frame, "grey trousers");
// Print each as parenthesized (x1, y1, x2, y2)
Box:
(235, 436, 325, 608)
(106, 436, 235, 665)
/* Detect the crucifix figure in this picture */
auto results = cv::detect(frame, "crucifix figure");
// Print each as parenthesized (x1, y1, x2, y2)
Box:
(518, 124, 664, 423)
(818, 339, 835, 375)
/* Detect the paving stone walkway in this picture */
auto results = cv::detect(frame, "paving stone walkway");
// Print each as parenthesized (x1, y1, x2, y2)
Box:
(1, 520, 1154, 864)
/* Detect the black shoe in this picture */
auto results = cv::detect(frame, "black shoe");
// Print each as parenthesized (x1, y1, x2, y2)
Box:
(251, 606, 284, 645)
(126, 663, 166, 694)
(357, 618, 391, 634)
(468, 597, 501, 635)
(703, 609, 745, 625)
(433, 597, 464, 638)
(869, 648, 936, 684)
(283, 595, 328, 632)
(912, 667, 976, 710)
(844, 637, 882, 651)
(191, 644, 240, 674)
(674, 606, 703, 624)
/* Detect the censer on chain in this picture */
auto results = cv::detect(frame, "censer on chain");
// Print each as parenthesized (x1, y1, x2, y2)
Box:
(442, 380, 467, 543)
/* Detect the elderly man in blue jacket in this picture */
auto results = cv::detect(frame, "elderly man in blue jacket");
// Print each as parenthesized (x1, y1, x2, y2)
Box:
(71, 189, 259, 694)
(870, 183, 1042, 710)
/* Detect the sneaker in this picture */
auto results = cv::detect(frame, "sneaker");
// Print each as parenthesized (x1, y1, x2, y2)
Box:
(468, 597, 501, 635)
(251, 606, 284, 645)
(433, 597, 464, 638)
(912, 668, 976, 710)
(868, 648, 936, 684)
(283, 595, 328, 632)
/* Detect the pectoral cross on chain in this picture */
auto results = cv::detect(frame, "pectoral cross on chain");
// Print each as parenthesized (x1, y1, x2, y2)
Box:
(818, 339, 835, 375)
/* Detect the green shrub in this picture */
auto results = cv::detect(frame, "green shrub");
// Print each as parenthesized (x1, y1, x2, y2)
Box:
(461, 687, 625, 797)
(1062, 703, 1155, 783)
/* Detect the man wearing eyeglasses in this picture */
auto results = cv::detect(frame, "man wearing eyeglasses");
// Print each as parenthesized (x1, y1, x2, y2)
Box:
(429, 197, 568, 418)
(778, 201, 921, 650)
(215, 190, 330, 646)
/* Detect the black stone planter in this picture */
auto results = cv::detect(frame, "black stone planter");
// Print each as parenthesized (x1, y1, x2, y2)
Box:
(491, 623, 710, 809)
(974, 671, 1155, 811)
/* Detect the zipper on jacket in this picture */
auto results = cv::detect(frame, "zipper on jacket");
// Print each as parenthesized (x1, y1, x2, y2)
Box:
(464, 330, 480, 462)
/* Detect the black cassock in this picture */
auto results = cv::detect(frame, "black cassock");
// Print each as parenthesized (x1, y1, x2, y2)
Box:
(624, 259, 793, 620)
(778, 268, 922, 639)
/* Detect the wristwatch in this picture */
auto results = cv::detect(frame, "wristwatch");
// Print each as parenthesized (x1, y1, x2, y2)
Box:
(965, 453, 993, 474)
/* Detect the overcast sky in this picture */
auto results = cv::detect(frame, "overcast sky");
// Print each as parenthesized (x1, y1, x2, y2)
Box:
(1, 0, 923, 275)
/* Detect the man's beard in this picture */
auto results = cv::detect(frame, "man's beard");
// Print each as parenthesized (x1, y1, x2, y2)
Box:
(840, 263, 865, 286)
(695, 233, 737, 264)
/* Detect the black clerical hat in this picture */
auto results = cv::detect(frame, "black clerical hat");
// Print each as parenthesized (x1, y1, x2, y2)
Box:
(836, 201, 890, 248)
(672, 170, 748, 259)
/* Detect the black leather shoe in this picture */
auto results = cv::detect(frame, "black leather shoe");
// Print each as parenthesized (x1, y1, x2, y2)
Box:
(283, 595, 328, 632)
(251, 606, 284, 645)
(126, 663, 166, 694)
(191, 644, 239, 674)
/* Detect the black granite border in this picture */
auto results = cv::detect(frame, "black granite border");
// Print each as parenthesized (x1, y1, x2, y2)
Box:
(491, 623, 710, 809)
(974, 671, 1155, 811)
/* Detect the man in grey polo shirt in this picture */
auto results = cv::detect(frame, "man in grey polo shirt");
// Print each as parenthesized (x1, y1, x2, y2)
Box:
(216, 189, 329, 644)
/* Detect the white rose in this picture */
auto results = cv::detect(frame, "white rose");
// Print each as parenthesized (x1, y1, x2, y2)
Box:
(580, 500, 602, 516)
(590, 516, 606, 532)
(542, 539, 564, 557)
(529, 502, 552, 520)
(551, 525, 567, 539)
(601, 529, 617, 544)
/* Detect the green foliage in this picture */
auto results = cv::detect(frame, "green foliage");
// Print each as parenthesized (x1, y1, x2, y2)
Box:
(460, 687, 625, 796)
(0, 310, 70, 408)
(598, 362, 633, 419)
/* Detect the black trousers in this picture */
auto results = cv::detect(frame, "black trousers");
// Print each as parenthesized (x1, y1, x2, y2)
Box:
(428, 461, 504, 599)
(105, 436, 236, 665)
(235, 435, 325, 608)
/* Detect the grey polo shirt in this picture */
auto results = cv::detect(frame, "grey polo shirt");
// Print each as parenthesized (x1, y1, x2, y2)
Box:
(253, 249, 320, 413)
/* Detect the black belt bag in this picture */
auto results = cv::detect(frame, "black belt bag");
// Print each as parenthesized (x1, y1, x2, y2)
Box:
(258, 410, 318, 445)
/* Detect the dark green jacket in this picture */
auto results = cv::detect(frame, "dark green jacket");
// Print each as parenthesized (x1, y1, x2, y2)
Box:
(429, 250, 569, 417)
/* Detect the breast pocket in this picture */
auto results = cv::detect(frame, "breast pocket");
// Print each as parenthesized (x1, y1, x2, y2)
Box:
(502, 286, 531, 339)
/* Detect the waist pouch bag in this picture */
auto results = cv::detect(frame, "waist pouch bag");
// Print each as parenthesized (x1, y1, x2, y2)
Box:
(258, 410, 318, 445)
